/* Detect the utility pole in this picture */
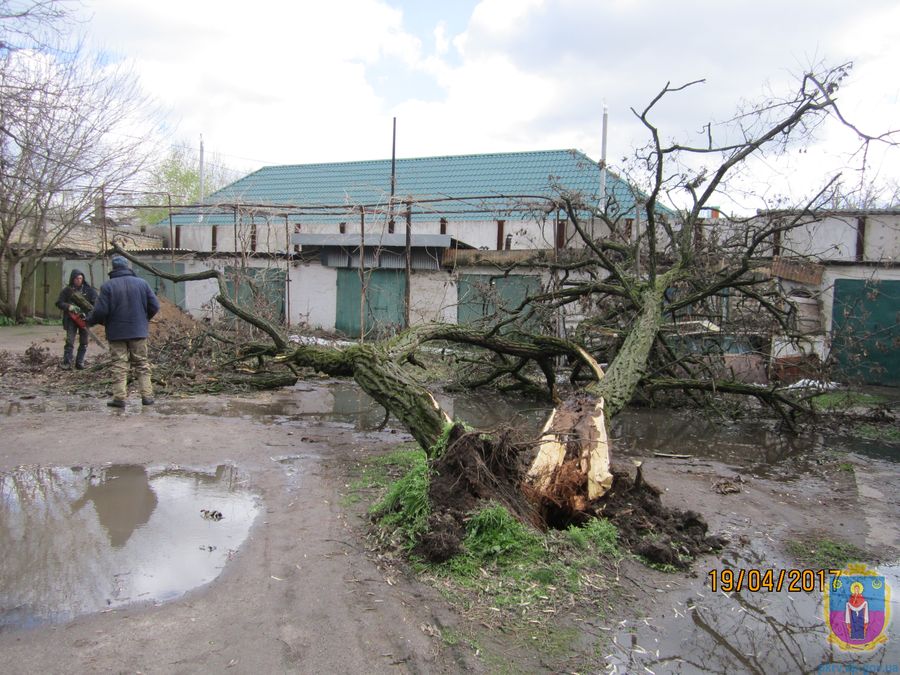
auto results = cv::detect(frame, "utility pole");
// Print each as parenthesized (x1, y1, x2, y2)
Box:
(599, 104, 609, 211)
(389, 117, 397, 233)
(96, 189, 108, 272)
(404, 198, 411, 327)
(198, 134, 205, 223)
(359, 206, 366, 343)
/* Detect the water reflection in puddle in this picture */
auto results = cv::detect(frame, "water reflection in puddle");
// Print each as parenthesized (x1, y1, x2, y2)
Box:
(607, 551, 900, 673)
(0, 464, 259, 630)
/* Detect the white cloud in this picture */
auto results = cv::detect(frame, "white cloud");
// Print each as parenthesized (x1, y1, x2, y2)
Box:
(433, 21, 450, 57)
(76, 0, 898, 207)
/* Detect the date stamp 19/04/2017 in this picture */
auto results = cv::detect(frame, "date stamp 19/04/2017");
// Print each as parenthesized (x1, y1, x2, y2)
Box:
(707, 567, 839, 593)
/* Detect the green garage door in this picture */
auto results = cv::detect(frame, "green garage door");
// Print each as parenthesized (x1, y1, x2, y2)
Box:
(224, 266, 286, 323)
(336, 268, 406, 338)
(135, 262, 186, 310)
(457, 274, 542, 327)
(32, 260, 63, 318)
(831, 278, 899, 386)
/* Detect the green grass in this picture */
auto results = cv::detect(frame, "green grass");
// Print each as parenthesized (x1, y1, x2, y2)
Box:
(0, 316, 61, 326)
(788, 538, 869, 568)
(341, 445, 423, 506)
(564, 518, 620, 557)
(365, 448, 623, 670)
(854, 423, 900, 443)
(368, 448, 430, 549)
(811, 391, 888, 411)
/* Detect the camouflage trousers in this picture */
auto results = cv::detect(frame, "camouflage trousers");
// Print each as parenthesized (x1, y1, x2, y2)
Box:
(108, 339, 153, 401)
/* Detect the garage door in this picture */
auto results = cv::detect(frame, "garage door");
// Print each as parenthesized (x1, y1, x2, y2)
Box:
(336, 268, 406, 338)
(831, 278, 899, 386)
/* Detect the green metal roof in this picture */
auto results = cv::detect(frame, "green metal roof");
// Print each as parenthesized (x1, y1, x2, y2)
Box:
(174, 149, 653, 226)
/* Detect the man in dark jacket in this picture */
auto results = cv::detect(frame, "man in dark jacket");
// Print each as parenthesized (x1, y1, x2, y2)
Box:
(86, 255, 161, 408)
(55, 268, 99, 369)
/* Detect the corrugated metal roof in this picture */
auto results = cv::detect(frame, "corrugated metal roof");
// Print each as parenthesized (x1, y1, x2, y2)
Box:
(169, 150, 655, 226)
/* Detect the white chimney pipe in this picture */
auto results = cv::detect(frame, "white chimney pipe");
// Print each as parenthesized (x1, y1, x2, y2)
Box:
(599, 104, 608, 205)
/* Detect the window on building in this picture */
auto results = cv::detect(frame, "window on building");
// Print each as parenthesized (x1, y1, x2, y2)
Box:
(250, 223, 258, 252)
(211, 225, 218, 252)
(339, 221, 346, 234)
(440, 218, 447, 235)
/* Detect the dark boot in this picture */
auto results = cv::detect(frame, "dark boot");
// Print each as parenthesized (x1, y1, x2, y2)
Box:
(107, 399, 126, 409)
(75, 345, 87, 370)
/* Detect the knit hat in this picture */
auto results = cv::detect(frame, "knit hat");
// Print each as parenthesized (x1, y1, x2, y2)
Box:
(111, 255, 129, 269)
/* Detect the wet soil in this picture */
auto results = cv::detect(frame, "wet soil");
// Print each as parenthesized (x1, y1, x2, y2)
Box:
(0, 330, 478, 672)
(1, 325, 899, 673)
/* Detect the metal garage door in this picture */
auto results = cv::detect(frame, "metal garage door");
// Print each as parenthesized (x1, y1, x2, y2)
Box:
(831, 278, 899, 386)
(457, 274, 542, 327)
(336, 268, 406, 338)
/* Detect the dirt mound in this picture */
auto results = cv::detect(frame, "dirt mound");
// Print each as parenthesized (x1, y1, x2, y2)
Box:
(419, 424, 724, 568)
(591, 464, 726, 568)
(150, 297, 204, 343)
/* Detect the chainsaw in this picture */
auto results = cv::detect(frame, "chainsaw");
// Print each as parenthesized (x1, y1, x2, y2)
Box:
(68, 310, 107, 350)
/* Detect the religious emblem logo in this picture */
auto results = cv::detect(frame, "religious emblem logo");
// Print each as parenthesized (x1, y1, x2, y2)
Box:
(824, 563, 891, 651)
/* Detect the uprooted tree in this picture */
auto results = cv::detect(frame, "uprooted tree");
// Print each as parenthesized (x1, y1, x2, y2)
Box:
(117, 63, 896, 566)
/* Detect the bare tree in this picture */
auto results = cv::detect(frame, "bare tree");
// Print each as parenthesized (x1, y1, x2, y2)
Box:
(0, 0, 71, 52)
(0, 5, 160, 319)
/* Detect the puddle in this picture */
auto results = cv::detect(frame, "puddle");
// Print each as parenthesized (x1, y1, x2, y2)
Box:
(3, 383, 896, 470)
(89, 383, 897, 473)
(0, 463, 259, 630)
(606, 549, 900, 673)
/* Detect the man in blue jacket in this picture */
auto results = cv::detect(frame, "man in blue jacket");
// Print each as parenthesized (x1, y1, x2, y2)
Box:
(86, 255, 161, 408)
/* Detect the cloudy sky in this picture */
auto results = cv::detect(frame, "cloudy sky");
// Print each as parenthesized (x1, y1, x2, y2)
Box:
(79, 0, 899, 207)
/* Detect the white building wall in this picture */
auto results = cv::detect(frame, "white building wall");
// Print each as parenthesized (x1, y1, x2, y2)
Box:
(777, 213, 900, 263)
(293, 217, 556, 251)
(410, 271, 457, 324)
(183, 261, 222, 320)
(289, 263, 337, 330)
(177, 224, 211, 251)
(780, 215, 858, 261)
(863, 214, 900, 261)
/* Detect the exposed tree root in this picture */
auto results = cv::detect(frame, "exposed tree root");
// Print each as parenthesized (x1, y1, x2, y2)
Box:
(418, 424, 725, 568)
(416, 424, 539, 562)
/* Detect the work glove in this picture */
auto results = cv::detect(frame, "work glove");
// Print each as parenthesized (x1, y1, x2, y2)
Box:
(68, 304, 81, 313)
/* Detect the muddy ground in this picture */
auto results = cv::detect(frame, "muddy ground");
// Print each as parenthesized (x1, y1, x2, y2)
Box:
(1, 325, 898, 673)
